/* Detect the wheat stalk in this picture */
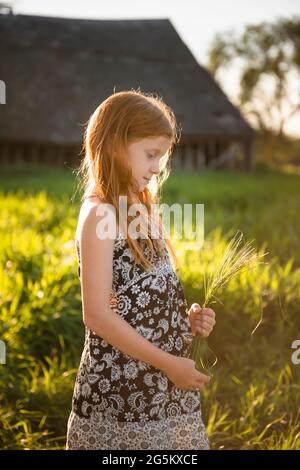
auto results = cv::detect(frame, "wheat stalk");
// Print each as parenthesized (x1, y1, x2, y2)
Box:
(186, 229, 268, 377)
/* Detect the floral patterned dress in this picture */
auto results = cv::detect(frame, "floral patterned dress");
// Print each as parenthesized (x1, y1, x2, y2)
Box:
(66, 232, 210, 450)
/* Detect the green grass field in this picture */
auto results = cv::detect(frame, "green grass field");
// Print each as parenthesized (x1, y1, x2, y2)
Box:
(0, 164, 299, 449)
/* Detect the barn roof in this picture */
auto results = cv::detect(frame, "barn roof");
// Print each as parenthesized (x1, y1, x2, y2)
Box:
(0, 13, 255, 145)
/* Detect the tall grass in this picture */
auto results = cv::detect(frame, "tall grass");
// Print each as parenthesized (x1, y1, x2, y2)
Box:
(0, 164, 299, 449)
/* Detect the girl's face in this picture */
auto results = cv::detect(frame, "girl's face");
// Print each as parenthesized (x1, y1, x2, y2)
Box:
(127, 136, 172, 191)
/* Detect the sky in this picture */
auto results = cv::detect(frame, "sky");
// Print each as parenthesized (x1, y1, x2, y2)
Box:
(8, 0, 300, 136)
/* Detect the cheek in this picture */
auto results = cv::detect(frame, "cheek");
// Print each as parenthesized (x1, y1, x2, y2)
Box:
(128, 149, 149, 179)
(136, 158, 148, 176)
(133, 163, 144, 179)
(129, 156, 141, 177)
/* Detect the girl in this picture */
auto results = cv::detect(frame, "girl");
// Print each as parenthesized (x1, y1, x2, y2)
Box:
(66, 90, 216, 450)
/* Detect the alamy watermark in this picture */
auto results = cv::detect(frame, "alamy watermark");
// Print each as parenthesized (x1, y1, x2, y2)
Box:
(94, 196, 204, 250)
(0, 80, 6, 104)
(0, 340, 6, 364)
(291, 339, 300, 365)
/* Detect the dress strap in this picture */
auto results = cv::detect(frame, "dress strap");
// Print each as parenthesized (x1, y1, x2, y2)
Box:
(83, 193, 103, 201)
(74, 239, 81, 278)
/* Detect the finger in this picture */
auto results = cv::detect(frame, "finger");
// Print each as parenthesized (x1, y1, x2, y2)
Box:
(193, 322, 214, 335)
(198, 322, 213, 331)
(191, 315, 215, 336)
(195, 317, 215, 326)
(197, 326, 211, 336)
(201, 311, 216, 322)
(197, 330, 210, 337)
(192, 303, 201, 311)
(197, 320, 215, 328)
(199, 319, 215, 329)
(202, 308, 216, 319)
(194, 311, 216, 325)
(198, 374, 211, 384)
(189, 304, 201, 317)
(193, 384, 204, 391)
(197, 328, 211, 338)
(192, 379, 208, 391)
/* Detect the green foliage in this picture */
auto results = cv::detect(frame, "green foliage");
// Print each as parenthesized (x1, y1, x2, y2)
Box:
(0, 164, 299, 449)
(207, 16, 300, 165)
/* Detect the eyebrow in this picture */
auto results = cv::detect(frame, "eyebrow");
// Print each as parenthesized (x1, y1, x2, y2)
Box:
(148, 148, 162, 155)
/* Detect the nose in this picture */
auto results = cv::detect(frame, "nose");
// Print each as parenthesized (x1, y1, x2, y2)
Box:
(151, 163, 160, 175)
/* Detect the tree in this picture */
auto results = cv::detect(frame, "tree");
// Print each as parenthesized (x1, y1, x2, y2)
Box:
(207, 17, 300, 147)
(0, 2, 14, 14)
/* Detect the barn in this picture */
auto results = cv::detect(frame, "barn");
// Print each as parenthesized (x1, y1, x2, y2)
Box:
(0, 12, 255, 171)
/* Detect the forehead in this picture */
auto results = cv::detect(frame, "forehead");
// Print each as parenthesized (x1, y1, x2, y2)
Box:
(142, 136, 172, 151)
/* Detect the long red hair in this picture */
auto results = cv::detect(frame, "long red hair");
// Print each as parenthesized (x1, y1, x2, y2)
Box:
(77, 89, 180, 271)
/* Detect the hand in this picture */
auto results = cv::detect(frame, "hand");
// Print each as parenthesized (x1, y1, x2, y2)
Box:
(188, 303, 216, 338)
(163, 355, 211, 391)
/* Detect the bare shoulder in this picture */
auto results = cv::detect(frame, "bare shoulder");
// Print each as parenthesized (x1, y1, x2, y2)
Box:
(76, 197, 116, 243)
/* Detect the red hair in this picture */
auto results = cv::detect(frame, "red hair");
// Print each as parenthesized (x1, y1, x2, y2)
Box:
(77, 89, 180, 271)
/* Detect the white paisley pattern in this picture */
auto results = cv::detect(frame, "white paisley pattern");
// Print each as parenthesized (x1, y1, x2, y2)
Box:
(66, 233, 210, 450)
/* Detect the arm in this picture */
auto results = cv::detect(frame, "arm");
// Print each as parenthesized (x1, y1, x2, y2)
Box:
(77, 200, 175, 374)
(87, 305, 174, 372)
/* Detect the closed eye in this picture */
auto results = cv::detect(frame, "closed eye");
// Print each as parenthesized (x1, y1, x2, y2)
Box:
(147, 153, 156, 160)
